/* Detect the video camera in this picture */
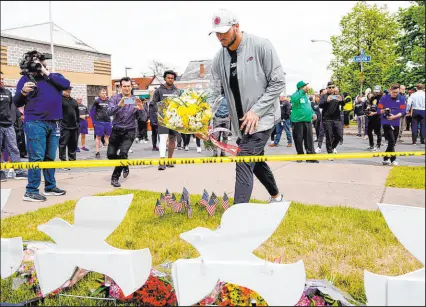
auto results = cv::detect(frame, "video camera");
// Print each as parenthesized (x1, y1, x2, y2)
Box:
(366, 104, 377, 115)
(19, 50, 52, 76)
(383, 108, 392, 119)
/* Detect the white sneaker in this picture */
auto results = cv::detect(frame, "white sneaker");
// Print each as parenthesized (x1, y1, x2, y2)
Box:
(268, 194, 284, 203)
(143, 140, 148, 144)
(333, 148, 338, 154)
(185, 146, 189, 151)
(128, 149, 133, 153)
(135, 138, 140, 143)
(197, 147, 202, 153)
(382, 160, 391, 166)
(363, 136, 368, 140)
(391, 160, 399, 166)
(315, 147, 322, 154)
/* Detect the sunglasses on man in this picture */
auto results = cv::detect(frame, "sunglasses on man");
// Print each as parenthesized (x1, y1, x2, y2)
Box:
(328, 86, 335, 89)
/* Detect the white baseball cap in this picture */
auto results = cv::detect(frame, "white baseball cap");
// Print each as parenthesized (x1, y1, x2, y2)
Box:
(209, 9, 239, 35)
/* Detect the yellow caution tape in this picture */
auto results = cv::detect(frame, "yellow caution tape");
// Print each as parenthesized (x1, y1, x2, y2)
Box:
(1, 151, 424, 170)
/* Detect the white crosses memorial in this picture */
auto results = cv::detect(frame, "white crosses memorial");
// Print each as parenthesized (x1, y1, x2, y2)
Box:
(34, 194, 152, 296)
(171, 201, 306, 306)
(364, 204, 425, 306)
(1, 189, 24, 279)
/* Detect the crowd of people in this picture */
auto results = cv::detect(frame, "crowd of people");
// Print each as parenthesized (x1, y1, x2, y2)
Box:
(268, 82, 425, 164)
(1, 8, 424, 205)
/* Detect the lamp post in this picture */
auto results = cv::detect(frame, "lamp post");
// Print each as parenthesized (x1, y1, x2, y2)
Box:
(311, 39, 332, 46)
(125, 66, 132, 77)
(49, 1, 55, 72)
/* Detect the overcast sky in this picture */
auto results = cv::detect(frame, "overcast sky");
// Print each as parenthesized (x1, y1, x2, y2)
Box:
(1, 1, 410, 93)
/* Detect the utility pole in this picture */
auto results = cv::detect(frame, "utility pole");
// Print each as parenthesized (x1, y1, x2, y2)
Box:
(49, 1, 55, 72)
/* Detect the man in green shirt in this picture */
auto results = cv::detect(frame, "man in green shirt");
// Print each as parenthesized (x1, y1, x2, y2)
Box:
(290, 81, 319, 163)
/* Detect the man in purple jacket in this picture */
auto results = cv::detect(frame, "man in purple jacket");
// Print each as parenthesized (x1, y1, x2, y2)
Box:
(107, 77, 144, 187)
(14, 50, 70, 202)
(377, 83, 406, 166)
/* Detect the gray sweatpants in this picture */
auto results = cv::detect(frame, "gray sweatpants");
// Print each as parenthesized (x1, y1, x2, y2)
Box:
(356, 115, 366, 135)
(0, 125, 25, 175)
(234, 129, 279, 204)
(212, 117, 231, 155)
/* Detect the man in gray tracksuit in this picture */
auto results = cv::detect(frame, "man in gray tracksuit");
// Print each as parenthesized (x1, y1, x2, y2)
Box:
(209, 8, 285, 204)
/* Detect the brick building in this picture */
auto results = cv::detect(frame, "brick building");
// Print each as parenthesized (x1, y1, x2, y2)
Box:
(1, 22, 112, 109)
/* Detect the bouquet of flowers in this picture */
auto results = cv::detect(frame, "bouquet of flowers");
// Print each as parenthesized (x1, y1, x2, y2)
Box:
(158, 84, 241, 156)
(158, 88, 215, 135)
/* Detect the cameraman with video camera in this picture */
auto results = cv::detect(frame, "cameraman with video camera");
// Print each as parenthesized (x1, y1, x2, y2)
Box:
(14, 50, 70, 202)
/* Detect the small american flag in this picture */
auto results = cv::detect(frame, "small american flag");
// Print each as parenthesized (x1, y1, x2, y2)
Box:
(187, 202, 193, 218)
(222, 193, 230, 211)
(180, 194, 189, 210)
(159, 193, 166, 204)
(154, 199, 164, 217)
(211, 192, 220, 207)
(172, 194, 183, 213)
(182, 187, 190, 206)
(165, 189, 172, 207)
(206, 196, 217, 217)
(200, 190, 209, 207)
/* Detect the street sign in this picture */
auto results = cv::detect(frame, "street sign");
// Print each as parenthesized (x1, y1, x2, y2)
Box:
(353, 50, 371, 62)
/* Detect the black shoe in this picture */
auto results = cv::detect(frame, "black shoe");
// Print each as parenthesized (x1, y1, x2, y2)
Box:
(95, 152, 100, 159)
(213, 153, 218, 157)
(296, 160, 303, 163)
(20, 154, 28, 159)
(123, 167, 129, 178)
(166, 164, 174, 168)
(43, 187, 66, 196)
(111, 179, 121, 187)
(158, 164, 166, 171)
(306, 160, 319, 163)
(220, 152, 227, 157)
(1, 172, 7, 182)
(14, 171, 28, 180)
(23, 192, 47, 202)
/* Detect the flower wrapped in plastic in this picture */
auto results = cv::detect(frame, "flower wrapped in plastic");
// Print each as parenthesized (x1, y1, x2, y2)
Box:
(157, 82, 240, 156)
(157, 88, 214, 135)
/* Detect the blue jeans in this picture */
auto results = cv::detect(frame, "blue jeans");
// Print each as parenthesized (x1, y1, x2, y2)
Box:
(274, 119, 292, 145)
(24, 121, 59, 194)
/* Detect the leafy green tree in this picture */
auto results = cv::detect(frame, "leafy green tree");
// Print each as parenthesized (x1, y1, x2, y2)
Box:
(328, 1, 400, 96)
(396, 1, 425, 88)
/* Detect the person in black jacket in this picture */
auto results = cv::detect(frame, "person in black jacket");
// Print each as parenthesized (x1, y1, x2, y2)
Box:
(59, 87, 79, 168)
(14, 106, 27, 158)
(311, 94, 322, 142)
(319, 81, 345, 156)
(136, 98, 149, 143)
(269, 96, 292, 147)
(0, 71, 28, 181)
(365, 85, 383, 151)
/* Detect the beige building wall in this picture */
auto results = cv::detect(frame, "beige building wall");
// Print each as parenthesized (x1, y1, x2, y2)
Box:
(1, 36, 111, 106)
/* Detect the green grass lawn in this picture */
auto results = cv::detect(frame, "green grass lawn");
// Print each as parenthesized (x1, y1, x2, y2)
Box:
(1, 189, 423, 305)
(386, 166, 425, 189)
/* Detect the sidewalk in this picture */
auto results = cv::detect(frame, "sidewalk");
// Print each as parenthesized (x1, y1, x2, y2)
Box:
(1, 163, 424, 219)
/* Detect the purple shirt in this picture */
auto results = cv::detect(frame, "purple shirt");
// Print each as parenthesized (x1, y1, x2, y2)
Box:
(107, 94, 138, 130)
(378, 94, 406, 126)
(14, 73, 70, 121)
